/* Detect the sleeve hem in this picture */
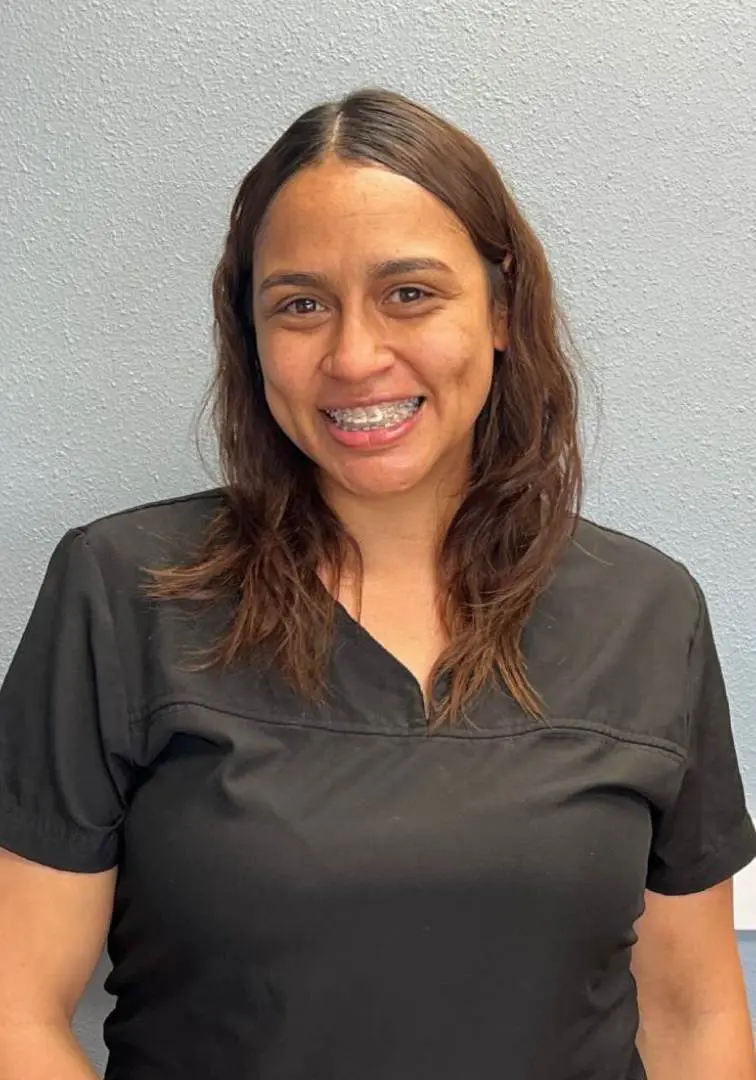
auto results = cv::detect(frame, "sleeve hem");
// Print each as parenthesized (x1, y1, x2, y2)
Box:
(646, 813, 756, 896)
(0, 803, 119, 873)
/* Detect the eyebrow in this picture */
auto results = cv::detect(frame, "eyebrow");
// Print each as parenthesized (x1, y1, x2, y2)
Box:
(257, 257, 455, 294)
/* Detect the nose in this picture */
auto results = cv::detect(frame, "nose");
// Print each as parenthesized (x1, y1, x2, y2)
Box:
(321, 304, 394, 383)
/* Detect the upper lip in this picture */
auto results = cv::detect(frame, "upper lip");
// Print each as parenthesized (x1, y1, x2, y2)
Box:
(319, 394, 423, 410)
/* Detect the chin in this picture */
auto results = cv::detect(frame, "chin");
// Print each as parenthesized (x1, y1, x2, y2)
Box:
(330, 466, 426, 500)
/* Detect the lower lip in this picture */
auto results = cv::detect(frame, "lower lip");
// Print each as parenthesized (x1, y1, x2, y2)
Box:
(322, 403, 424, 449)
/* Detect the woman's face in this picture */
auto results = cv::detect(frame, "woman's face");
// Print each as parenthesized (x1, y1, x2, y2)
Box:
(252, 157, 507, 504)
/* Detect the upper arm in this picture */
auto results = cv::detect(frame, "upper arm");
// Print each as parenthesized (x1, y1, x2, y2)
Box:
(0, 530, 133, 875)
(631, 880, 749, 1023)
(633, 575, 756, 1022)
(0, 846, 116, 1025)
(0, 532, 133, 1022)
(645, 575, 756, 898)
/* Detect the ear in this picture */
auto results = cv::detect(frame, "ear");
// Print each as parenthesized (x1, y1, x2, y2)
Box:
(492, 303, 509, 352)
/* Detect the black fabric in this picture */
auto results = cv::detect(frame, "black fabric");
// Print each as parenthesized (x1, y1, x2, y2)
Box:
(1, 488, 754, 1080)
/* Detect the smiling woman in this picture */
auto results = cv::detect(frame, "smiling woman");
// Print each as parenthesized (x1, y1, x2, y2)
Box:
(151, 90, 575, 725)
(251, 158, 508, 503)
(0, 87, 754, 1080)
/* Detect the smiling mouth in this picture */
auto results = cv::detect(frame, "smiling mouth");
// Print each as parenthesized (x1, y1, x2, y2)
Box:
(322, 397, 424, 431)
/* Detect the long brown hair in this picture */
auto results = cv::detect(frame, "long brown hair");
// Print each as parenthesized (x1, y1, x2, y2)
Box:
(145, 86, 586, 730)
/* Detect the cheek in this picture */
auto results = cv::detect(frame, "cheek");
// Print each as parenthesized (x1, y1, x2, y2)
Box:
(259, 344, 314, 412)
(422, 324, 495, 397)
(256, 363, 313, 451)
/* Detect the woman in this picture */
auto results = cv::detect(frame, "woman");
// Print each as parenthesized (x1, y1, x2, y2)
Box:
(0, 87, 754, 1080)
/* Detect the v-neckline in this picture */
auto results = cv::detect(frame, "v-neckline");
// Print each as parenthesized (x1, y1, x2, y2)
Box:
(331, 595, 434, 720)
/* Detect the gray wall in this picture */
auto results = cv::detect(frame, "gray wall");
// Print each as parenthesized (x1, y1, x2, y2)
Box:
(2, 1, 755, 1073)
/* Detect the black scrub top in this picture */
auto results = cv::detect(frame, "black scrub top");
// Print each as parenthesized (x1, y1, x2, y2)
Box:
(1, 488, 754, 1080)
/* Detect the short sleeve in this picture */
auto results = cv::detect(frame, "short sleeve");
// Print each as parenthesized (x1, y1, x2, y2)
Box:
(646, 575, 756, 895)
(0, 528, 133, 872)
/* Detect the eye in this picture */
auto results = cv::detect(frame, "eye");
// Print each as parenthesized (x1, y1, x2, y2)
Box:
(275, 286, 433, 318)
(278, 296, 327, 316)
(388, 285, 433, 305)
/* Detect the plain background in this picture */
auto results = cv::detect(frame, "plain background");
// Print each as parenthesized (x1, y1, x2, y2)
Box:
(1, 0, 755, 1071)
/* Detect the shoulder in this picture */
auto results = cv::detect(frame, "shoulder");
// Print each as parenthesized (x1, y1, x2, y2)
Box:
(531, 516, 708, 738)
(68, 487, 229, 583)
(46, 489, 234, 721)
(562, 515, 702, 635)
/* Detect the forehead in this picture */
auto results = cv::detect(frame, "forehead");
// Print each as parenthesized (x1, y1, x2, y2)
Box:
(253, 159, 474, 268)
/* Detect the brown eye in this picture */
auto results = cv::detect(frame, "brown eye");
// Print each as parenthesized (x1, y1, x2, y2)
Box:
(280, 297, 326, 316)
(389, 286, 432, 305)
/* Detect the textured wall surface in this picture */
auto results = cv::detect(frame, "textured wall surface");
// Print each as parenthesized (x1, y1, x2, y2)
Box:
(2, 0, 755, 1071)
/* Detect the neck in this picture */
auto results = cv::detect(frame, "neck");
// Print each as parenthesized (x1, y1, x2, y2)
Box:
(322, 474, 467, 582)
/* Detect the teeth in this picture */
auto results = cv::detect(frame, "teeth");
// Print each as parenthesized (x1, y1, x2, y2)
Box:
(325, 397, 422, 431)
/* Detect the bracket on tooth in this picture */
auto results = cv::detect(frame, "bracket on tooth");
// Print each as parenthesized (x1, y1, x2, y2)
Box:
(328, 399, 421, 430)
